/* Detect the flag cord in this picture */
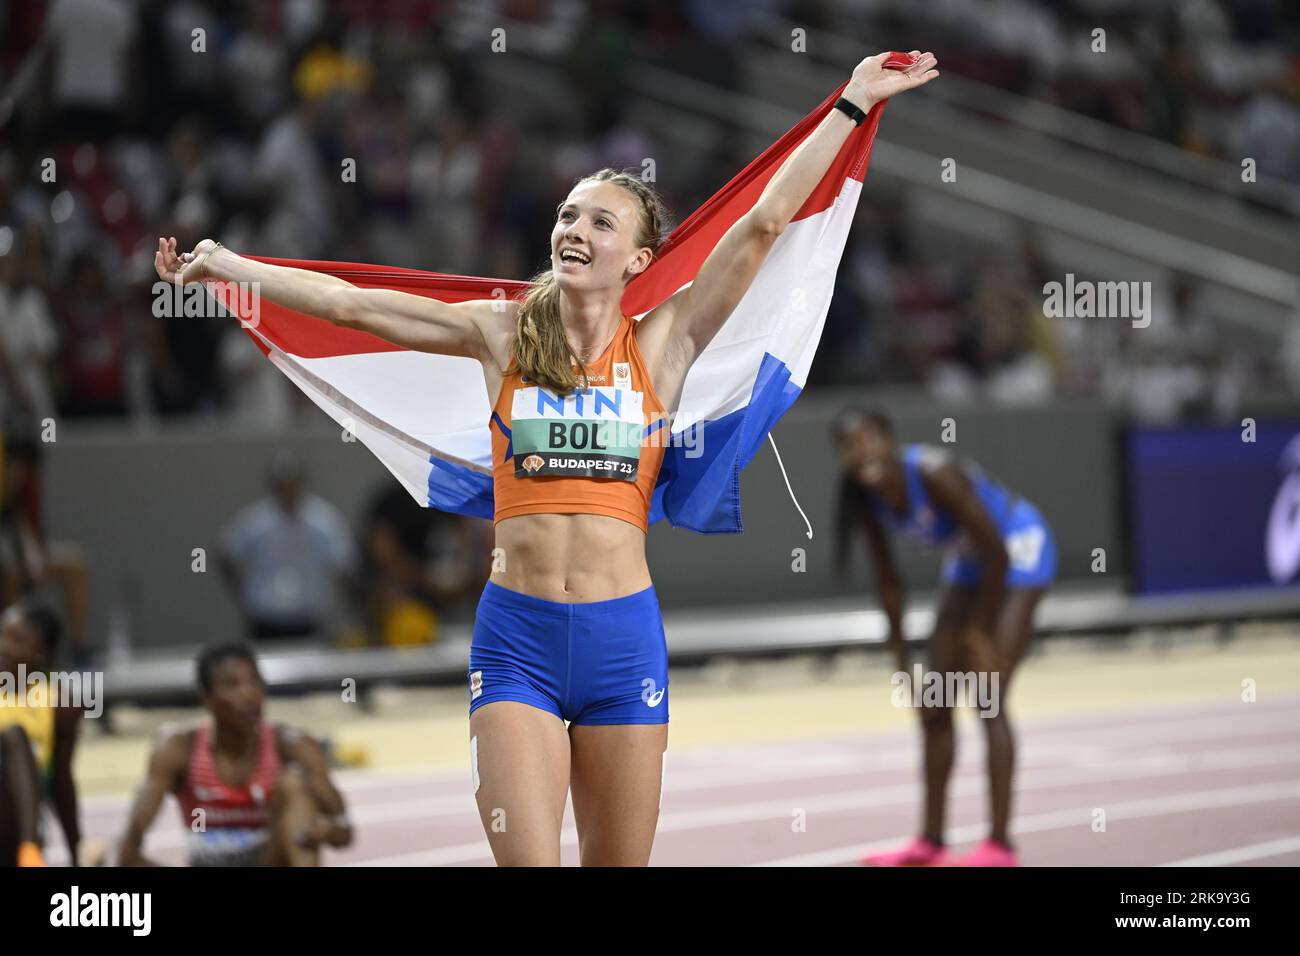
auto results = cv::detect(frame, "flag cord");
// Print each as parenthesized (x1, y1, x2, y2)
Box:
(767, 433, 813, 540)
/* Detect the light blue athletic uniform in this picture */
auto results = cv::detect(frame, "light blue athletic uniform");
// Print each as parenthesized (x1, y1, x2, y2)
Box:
(873, 445, 1056, 588)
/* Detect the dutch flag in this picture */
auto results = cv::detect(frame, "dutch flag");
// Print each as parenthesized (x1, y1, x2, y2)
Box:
(212, 66, 905, 534)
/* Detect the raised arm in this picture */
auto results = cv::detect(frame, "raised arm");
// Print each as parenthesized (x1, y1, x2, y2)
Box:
(642, 51, 938, 377)
(155, 238, 513, 362)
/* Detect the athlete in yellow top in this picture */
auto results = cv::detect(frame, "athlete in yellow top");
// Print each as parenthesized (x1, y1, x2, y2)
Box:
(0, 599, 82, 866)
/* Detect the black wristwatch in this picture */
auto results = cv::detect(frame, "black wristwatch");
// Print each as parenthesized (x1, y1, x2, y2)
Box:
(833, 96, 868, 126)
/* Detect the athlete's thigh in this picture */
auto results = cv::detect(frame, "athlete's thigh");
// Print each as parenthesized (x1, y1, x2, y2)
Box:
(469, 701, 571, 866)
(992, 586, 1046, 687)
(567, 722, 668, 867)
(928, 584, 978, 674)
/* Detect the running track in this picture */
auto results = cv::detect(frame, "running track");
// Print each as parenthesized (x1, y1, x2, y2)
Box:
(58, 694, 1300, 866)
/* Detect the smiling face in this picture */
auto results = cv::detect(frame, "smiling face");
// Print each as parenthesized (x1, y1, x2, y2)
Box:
(551, 179, 653, 293)
(838, 417, 896, 490)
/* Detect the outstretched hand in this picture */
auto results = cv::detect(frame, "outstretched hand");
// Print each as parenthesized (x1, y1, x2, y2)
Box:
(155, 237, 218, 286)
(845, 50, 939, 110)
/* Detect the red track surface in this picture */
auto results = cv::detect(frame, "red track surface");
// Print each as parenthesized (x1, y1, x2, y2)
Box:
(66, 694, 1300, 866)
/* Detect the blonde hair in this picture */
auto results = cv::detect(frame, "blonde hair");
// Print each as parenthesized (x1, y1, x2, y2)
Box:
(512, 168, 668, 394)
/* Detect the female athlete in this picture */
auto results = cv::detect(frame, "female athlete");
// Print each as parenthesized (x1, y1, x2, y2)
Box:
(157, 52, 939, 865)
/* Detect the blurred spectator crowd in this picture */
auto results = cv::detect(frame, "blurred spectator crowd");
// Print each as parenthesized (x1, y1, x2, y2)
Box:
(0, 0, 1296, 440)
(806, 0, 1300, 416)
(820, 0, 1300, 184)
(818, 198, 1280, 423)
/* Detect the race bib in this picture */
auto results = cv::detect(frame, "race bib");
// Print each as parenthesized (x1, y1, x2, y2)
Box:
(1006, 526, 1046, 571)
(511, 386, 645, 481)
(187, 826, 269, 865)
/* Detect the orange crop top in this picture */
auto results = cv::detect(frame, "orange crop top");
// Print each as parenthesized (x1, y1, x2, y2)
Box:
(490, 315, 668, 532)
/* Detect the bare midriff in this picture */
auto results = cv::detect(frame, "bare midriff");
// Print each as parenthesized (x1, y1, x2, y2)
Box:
(490, 512, 652, 603)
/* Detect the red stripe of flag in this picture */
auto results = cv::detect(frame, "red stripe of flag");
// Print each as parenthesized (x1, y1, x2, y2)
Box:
(223, 55, 912, 361)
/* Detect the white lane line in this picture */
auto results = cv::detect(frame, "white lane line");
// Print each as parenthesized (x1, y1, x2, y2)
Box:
(652, 702, 1300, 771)
(348, 747, 1300, 867)
(340, 838, 494, 867)
(1159, 836, 1300, 867)
(60, 743, 1300, 867)
(66, 733, 1300, 860)
(756, 779, 1300, 866)
(66, 736, 1117, 827)
(66, 699, 1300, 864)
(71, 695, 1300, 817)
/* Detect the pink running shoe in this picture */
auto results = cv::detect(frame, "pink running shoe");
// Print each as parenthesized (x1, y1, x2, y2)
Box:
(956, 838, 1020, 867)
(860, 836, 948, 867)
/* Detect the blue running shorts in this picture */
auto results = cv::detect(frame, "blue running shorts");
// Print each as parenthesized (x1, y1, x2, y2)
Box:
(468, 580, 669, 725)
(942, 498, 1057, 589)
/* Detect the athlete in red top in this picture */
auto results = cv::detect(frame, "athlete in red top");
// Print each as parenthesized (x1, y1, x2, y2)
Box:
(119, 643, 352, 866)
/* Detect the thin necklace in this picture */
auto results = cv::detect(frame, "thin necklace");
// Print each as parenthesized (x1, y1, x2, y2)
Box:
(572, 318, 621, 365)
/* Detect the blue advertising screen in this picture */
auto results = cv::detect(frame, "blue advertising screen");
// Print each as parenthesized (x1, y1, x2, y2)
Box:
(1126, 422, 1300, 595)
